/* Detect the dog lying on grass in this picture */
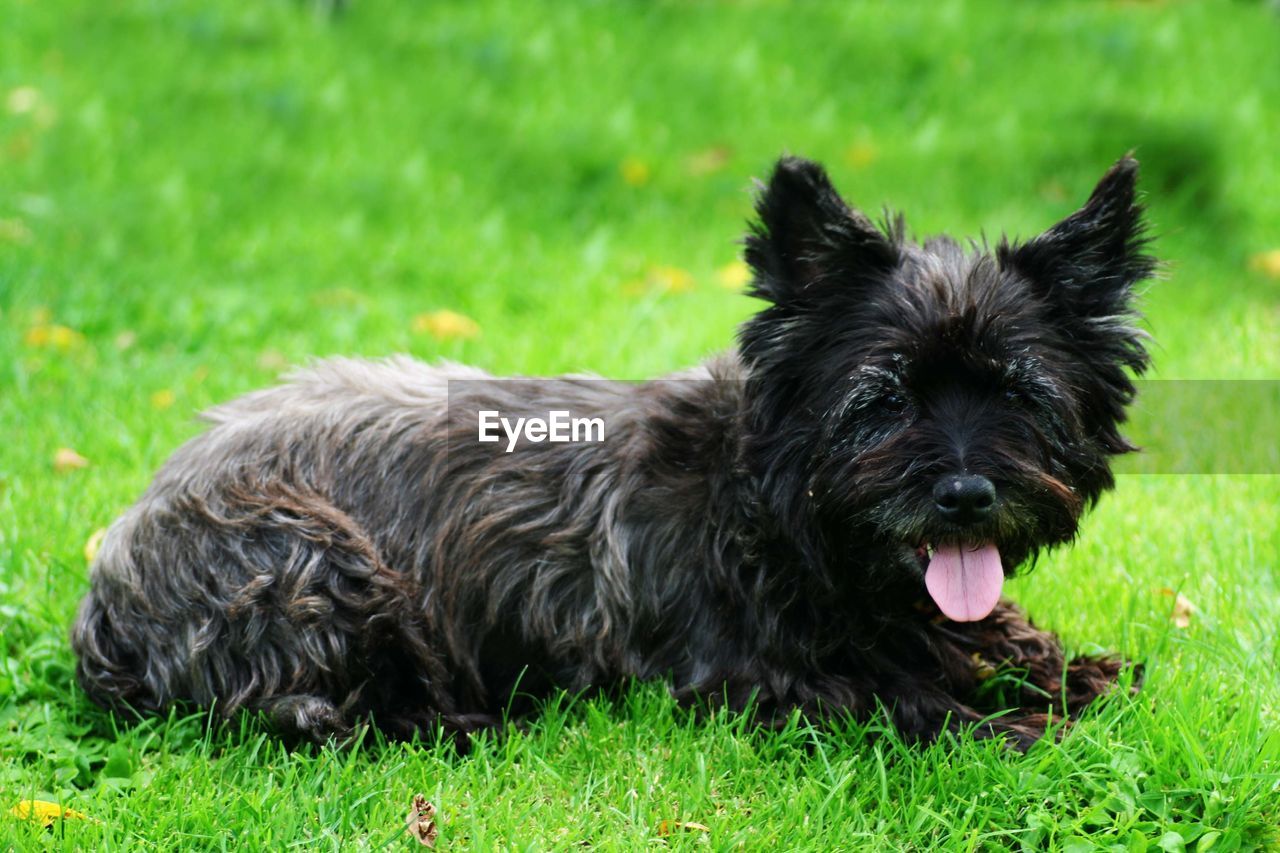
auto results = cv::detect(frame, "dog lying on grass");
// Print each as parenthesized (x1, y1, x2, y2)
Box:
(73, 155, 1151, 747)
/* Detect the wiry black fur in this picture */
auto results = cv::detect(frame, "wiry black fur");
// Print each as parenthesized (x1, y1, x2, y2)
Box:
(72, 155, 1153, 748)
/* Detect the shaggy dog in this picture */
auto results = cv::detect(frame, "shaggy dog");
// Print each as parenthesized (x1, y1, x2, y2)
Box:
(72, 155, 1152, 747)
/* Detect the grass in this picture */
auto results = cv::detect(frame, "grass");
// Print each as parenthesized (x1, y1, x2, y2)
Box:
(2, 0, 1279, 847)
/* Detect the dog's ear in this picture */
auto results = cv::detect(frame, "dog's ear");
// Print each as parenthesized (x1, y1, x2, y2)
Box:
(745, 156, 898, 306)
(999, 156, 1155, 340)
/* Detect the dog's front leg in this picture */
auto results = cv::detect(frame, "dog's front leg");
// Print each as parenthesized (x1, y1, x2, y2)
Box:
(934, 602, 1135, 723)
(775, 669, 1044, 749)
(873, 679, 1046, 750)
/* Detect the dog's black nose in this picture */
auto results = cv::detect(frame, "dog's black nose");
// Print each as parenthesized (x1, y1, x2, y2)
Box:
(933, 474, 996, 523)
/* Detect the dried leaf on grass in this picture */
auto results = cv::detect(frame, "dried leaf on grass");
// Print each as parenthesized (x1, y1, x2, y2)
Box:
(405, 794, 439, 847)
(54, 447, 89, 473)
(657, 819, 710, 836)
(6, 86, 41, 115)
(970, 652, 997, 681)
(1156, 587, 1196, 628)
(84, 527, 108, 563)
(257, 350, 290, 372)
(685, 146, 732, 176)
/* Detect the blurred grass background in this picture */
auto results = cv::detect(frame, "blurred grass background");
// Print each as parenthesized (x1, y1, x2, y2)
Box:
(2, 0, 1279, 847)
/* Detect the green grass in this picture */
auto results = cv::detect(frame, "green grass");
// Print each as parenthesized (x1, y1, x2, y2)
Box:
(3, 0, 1279, 847)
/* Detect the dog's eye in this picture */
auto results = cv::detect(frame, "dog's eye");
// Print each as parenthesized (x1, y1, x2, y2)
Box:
(883, 392, 909, 414)
(1003, 387, 1021, 403)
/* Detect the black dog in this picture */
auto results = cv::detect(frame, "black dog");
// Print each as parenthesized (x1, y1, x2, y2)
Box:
(72, 155, 1152, 747)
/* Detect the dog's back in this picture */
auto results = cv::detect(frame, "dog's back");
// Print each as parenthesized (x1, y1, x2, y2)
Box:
(71, 354, 747, 740)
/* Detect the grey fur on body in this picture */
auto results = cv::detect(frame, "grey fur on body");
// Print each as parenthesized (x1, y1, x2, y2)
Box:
(76, 355, 771, 739)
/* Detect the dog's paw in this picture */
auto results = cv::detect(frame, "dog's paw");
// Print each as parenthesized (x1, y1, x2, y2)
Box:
(1064, 654, 1139, 714)
(264, 694, 352, 745)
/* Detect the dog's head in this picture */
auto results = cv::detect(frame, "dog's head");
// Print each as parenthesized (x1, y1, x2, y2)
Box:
(738, 155, 1154, 620)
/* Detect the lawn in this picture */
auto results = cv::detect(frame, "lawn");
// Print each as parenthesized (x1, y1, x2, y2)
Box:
(2, 0, 1279, 847)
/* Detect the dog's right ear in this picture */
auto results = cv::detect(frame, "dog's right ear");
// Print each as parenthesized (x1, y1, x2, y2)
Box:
(745, 156, 898, 307)
(998, 156, 1153, 319)
(996, 156, 1154, 378)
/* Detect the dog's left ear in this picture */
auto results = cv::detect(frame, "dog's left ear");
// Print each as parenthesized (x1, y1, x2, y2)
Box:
(999, 156, 1155, 341)
(745, 156, 899, 307)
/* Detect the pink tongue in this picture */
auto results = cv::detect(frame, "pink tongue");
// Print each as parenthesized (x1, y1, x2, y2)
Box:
(925, 543, 1004, 622)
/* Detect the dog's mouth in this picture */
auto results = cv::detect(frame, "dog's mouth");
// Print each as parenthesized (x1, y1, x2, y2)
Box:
(913, 542, 1004, 622)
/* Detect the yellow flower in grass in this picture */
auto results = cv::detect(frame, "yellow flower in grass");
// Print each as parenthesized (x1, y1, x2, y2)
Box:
(9, 800, 89, 826)
(24, 323, 84, 351)
(843, 139, 878, 170)
(0, 218, 33, 245)
(649, 265, 693, 293)
(412, 310, 480, 341)
(620, 156, 651, 187)
(716, 260, 751, 291)
(623, 265, 697, 297)
(1247, 249, 1280, 280)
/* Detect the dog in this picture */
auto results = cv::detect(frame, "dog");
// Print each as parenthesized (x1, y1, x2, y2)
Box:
(72, 155, 1153, 748)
